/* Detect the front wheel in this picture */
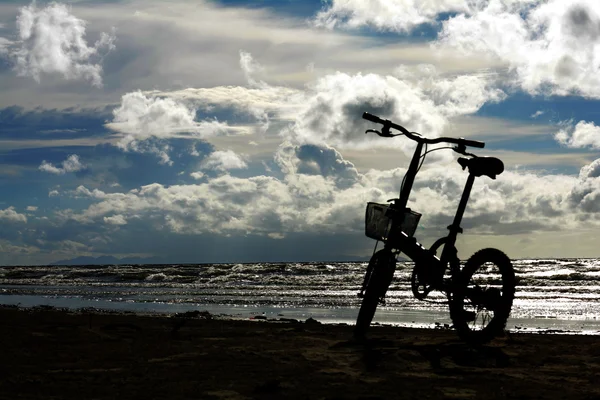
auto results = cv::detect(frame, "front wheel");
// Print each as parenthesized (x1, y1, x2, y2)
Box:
(354, 249, 396, 340)
(450, 248, 516, 345)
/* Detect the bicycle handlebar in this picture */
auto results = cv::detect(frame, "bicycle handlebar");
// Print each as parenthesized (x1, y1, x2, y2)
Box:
(362, 112, 485, 149)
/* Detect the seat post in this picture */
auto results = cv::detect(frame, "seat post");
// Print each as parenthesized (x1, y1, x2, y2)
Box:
(438, 173, 475, 267)
(448, 173, 476, 237)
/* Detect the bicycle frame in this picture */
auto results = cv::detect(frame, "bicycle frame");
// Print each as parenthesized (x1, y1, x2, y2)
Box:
(381, 137, 478, 287)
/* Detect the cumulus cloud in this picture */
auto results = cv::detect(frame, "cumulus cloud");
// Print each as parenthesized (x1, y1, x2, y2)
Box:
(72, 185, 108, 199)
(314, 0, 471, 32)
(135, 53, 503, 160)
(107, 91, 231, 140)
(140, 52, 302, 140)
(39, 154, 86, 175)
(56, 144, 372, 235)
(288, 66, 504, 150)
(108, 52, 296, 149)
(275, 142, 361, 189)
(316, 1, 600, 97)
(3, 2, 115, 86)
(55, 140, 600, 242)
(437, 0, 600, 97)
(105, 91, 251, 162)
(200, 150, 248, 171)
(26, 206, 38, 212)
(567, 159, 600, 213)
(555, 120, 600, 149)
(0, 207, 27, 223)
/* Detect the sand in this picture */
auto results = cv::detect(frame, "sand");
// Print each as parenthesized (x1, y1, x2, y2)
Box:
(1, 305, 599, 400)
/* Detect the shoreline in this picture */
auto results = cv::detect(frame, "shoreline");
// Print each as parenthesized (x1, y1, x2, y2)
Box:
(3, 297, 600, 336)
(2, 305, 600, 399)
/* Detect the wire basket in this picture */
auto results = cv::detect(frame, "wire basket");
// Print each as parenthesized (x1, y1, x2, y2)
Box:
(365, 202, 421, 241)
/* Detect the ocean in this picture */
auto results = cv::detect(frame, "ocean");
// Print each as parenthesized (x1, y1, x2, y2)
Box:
(2, 259, 600, 334)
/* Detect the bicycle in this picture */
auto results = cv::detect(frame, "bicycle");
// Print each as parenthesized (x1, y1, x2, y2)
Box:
(355, 112, 516, 345)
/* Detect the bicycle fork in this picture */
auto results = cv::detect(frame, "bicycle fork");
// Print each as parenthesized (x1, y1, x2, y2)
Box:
(358, 249, 397, 304)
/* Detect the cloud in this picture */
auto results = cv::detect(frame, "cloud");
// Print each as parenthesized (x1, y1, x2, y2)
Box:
(106, 53, 504, 177)
(288, 65, 504, 150)
(103, 214, 127, 226)
(0, 37, 11, 55)
(107, 91, 231, 140)
(148, 84, 303, 126)
(144, 52, 503, 151)
(239, 50, 266, 88)
(54, 140, 599, 245)
(129, 52, 503, 165)
(105, 91, 252, 163)
(39, 154, 86, 175)
(190, 171, 204, 180)
(26, 206, 38, 212)
(108, 91, 247, 134)
(313, 0, 471, 32)
(531, 110, 545, 118)
(3, 2, 115, 86)
(437, 0, 600, 97)
(555, 120, 600, 149)
(275, 142, 361, 189)
(316, 0, 600, 98)
(567, 159, 600, 213)
(0, 207, 27, 223)
(200, 150, 248, 171)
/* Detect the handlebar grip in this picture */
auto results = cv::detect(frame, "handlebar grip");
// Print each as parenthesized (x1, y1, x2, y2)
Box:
(362, 112, 384, 124)
(461, 139, 485, 148)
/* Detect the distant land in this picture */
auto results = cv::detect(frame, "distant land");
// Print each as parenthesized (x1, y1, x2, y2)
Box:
(50, 254, 373, 266)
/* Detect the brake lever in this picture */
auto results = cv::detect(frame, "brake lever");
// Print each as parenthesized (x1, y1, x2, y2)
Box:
(365, 129, 397, 138)
(453, 144, 477, 158)
(453, 144, 467, 155)
(364, 128, 400, 138)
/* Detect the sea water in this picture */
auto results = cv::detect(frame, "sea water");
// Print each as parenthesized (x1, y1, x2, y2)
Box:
(1, 259, 600, 334)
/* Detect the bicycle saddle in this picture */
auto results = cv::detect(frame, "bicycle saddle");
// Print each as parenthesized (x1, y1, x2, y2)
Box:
(458, 157, 504, 179)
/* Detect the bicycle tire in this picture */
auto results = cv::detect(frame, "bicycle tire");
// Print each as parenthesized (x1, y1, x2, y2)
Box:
(354, 249, 396, 339)
(450, 248, 516, 345)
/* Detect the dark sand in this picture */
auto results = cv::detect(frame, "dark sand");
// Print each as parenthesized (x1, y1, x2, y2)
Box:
(2, 306, 600, 400)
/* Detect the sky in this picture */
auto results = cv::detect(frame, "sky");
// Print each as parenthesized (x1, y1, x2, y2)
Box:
(1, 0, 600, 265)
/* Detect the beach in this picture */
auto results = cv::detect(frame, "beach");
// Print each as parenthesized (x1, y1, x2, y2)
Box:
(1, 306, 599, 399)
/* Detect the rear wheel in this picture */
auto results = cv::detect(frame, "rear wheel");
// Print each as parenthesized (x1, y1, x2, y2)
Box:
(450, 248, 515, 345)
(354, 249, 396, 339)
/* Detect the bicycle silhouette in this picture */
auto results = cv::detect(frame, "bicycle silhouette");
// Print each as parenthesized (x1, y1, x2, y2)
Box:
(355, 112, 516, 345)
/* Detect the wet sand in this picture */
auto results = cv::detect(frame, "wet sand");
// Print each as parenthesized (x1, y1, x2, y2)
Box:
(1, 306, 599, 399)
